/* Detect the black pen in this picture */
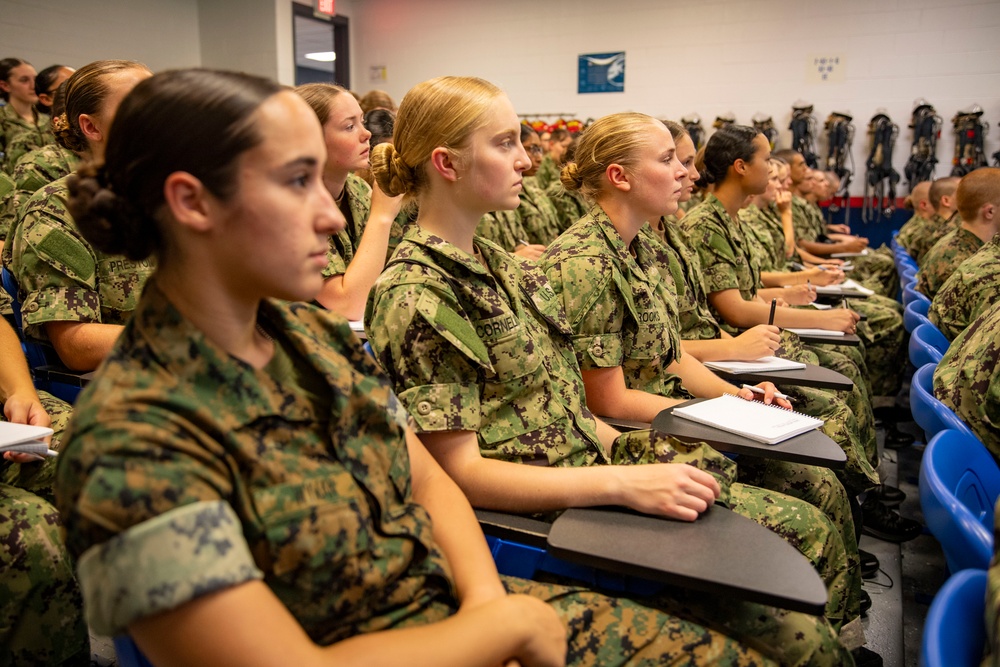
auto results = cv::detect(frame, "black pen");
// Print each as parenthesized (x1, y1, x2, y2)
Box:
(768, 298, 777, 326)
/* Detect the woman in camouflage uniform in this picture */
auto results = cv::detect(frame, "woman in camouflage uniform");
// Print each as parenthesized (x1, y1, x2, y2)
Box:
(57, 68, 778, 667)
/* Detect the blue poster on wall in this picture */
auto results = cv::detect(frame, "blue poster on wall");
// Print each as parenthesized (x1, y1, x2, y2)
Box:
(578, 52, 625, 94)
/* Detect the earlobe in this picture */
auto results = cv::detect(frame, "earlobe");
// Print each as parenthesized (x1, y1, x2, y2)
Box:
(163, 172, 213, 232)
(430, 148, 460, 182)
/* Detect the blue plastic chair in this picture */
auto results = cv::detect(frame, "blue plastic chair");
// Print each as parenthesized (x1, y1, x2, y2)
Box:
(902, 265, 918, 285)
(902, 283, 929, 309)
(920, 429, 999, 572)
(909, 323, 949, 369)
(905, 298, 934, 334)
(113, 636, 154, 667)
(910, 363, 977, 441)
(921, 568, 988, 667)
(898, 254, 918, 274)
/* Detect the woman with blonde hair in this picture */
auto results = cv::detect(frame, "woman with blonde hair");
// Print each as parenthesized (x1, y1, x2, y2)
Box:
(294, 83, 407, 319)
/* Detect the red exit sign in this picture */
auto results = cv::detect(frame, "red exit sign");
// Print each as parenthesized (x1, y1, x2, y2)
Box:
(316, 0, 335, 15)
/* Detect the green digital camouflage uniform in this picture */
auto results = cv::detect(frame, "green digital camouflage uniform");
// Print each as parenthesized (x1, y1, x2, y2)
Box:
(9, 174, 155, 343)
(3, 122, 56, 174)
(321, 173, 411, 278)
(366, 226, 854, 659)
(534, 153, 560, 190)
(545, 180, 589, 234)
(680, 194, 879, 439)
(1, 393, 87, 665)
(1, 105, 49, 175)
(900, 212, 957, 265)
(933, 301, 1000, 461)
(476, 208, 533, 253)
(985, 496, 1000, 667)
(0, 143, 80, 265)
(741, 204, 905, 397)
(929, 233, 1000, 341)
(56, 279, 775, 666)
(790, 195, 898, 299)
(536, 209, 863, 636)
(916, 226, 985, 299)
(517, 176, 562, 245)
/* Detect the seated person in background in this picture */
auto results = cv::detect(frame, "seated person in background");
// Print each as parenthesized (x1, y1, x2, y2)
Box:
(295, 83, 404, 320)
(544, 135, 589, 231)
(8, 60, 152, 372)
(56, 66, 775, 667)
(910, 176, 959, 264)
(353, 107, 395, 187)
(366, 78, 857, 663)
(0, 58, 44, 173)
(929, 231, 1000, 341)
(1, 64, 74, 173)
(0, 82, 81, 264)
(1, 316, 87, 665)
(535, 127, 572, 190)
(934, 300, 1000, 461)
(515, 124, 562, 245)
(358, 88, 395, 114)
(916, 168, 1000, 299)
(894, 180, 932, 254)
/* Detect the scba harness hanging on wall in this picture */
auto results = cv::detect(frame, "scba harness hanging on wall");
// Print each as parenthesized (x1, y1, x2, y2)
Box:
(862, 110, 900, 224)
(904, 99, 941, 188)
(790, 101, 819, 169)
(950, 104, 989, 177)
(824, 111, 855, 222)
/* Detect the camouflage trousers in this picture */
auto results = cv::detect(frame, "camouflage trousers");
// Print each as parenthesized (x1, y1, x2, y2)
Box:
(850, 295, 906, 397)
(612, 431, 856, 637)
(848, 246, 898, 300)
(1, 391, 72, 503)
(0, 484, 89, 666)
(984, 497, 1000, 667)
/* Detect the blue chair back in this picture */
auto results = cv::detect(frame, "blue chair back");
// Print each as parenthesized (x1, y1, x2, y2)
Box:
(903, 283, 930, 308)
(898, 254, 918, 274)
(904, 298, 933, 334)
(909, 323, 948, 369)
(113, 636, 154, 667)
(910, 363, 977, 441)
(921, 568, 988, 667)
(919, 429, 999, 572)
(901, 265, 918, 286)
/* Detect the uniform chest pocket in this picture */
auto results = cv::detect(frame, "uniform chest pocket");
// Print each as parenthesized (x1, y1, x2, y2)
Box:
(485, 326, 543, 381)
(251, 479, 372, 589)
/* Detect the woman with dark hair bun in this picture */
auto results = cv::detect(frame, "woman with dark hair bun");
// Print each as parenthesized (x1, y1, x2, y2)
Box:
(54, 66, 680, 667)
(5, 59, 151, 372)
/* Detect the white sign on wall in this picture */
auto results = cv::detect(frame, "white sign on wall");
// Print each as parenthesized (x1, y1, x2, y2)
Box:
(807, 55, 845, 83)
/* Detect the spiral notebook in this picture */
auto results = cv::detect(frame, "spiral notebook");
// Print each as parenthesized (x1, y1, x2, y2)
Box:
(670, 395, 823, 444)
(703, 356, 806, 374)
(0, 423, 57, 457)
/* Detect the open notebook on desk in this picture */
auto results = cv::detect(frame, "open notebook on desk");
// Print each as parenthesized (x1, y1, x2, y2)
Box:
(671, 394, 823, 445)
(784, 327, 846, 337)
(703, 356, 806, 374)
(814, 279, 875, 296)
(0, 423, 57, 457)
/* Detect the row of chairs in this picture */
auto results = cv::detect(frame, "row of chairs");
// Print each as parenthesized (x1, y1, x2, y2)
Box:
(893, 232, 997, 665)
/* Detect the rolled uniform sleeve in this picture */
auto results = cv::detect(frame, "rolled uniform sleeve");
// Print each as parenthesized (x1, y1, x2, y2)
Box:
(366, 272, 486, 433)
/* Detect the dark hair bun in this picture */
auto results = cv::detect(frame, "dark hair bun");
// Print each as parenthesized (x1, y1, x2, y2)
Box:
(68, 165, 158, 260)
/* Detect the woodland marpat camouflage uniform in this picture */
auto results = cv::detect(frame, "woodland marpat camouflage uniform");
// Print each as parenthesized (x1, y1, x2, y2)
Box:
(0, 105, 49, 175)
(56, 279, 775, 666)
(476, 208, 532, 254)
(0, 171, 12, 315)
(929, 233, 1000, 341)
(3, 123, 56, 174)
(535, 207, 862, 637)
(933, 300, 1000, 460)
(1, 392, 87, 665)
(916, 226, 985, 299)
(534, 153, 560, 190)
(9, 174, 154, 342)
(321, 173, 411, 274)
(367, 225, 854, 659)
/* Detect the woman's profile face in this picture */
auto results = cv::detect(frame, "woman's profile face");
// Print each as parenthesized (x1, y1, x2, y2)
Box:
(627, 121, 688, 219)
(457, 94, 531, 214)
(215, 91, 344, 302)
(37, 66, 74, 109)
(675, 133, 700, 203)
(521, 130, 544, 176)
(322, 93, 373, 177)
(2, 63, 38, 105)
(762, 165, 781, 204)
(741, 134, 771, 195)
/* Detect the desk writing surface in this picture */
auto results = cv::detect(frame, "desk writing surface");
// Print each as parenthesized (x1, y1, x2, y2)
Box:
(548, 507, 828, 615)
(710, 362, 854, 391)
(651, 399, 847, 469)
(792, 331, 862, 346)
(475, 509, 550, 548)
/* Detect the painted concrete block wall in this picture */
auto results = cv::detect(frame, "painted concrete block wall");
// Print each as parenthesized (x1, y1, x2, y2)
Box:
(0, 0, 202, 72)
(346, 0, 1000, 195)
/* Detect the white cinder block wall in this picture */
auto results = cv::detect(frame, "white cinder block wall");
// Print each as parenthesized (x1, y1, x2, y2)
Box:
(346, 0, 1000, 196)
